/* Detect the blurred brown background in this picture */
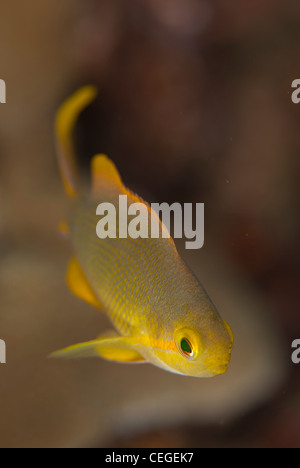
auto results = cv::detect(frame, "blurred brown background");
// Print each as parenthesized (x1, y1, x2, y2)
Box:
(0, 0, 299, 448)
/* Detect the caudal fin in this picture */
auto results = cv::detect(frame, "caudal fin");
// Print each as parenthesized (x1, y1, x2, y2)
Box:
(55, 86, 98, 198)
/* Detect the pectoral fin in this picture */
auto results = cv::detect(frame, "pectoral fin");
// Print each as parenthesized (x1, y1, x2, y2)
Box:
(51, 332, 147, 363)
(67, 257, 103, 310)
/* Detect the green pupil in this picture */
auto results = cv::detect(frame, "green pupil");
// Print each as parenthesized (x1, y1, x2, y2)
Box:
(181, 338, 192, 355)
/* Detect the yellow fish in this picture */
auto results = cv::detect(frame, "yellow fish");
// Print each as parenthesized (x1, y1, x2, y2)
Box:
(52, 86, 233, 377)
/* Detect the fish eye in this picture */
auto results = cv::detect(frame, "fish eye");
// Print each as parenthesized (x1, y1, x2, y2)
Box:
(175, 328, 200, 360)
(180, 338, 195, 358)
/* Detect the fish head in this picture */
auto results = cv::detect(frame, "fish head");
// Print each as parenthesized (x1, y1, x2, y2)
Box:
(151, 312, 233, 378)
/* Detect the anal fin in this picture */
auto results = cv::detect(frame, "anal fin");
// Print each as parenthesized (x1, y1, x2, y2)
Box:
(58, 220, 70, 238)
(67, 257, 103, 310)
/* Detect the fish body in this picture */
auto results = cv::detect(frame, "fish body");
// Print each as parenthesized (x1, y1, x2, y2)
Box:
(53, 87, 233, 377)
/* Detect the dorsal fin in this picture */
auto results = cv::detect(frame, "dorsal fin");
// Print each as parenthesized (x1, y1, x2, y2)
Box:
(91, 154, 174, 244)
(91, 154, 124, 194)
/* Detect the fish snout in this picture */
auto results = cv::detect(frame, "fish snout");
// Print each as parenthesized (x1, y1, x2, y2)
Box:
(223, 320, 234, 347)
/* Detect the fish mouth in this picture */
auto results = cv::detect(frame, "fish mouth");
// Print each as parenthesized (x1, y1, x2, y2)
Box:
(214, 365, 228, 375)
(203, 364, 229, 377)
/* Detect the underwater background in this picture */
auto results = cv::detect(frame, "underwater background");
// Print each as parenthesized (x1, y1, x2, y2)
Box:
(0, 0, 299, 448)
